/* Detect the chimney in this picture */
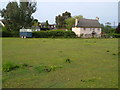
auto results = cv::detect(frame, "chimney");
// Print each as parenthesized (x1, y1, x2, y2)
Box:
(75, 19, 78, 27)
(96, 17, 99, 21)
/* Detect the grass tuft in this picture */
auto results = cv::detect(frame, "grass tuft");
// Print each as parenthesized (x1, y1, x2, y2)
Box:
(106, 50, 110, 52)
(34, 65, 63, 73)
(3, 62, 19, 72)
(66, 58, 71, 63)
(112, 53, 116, 55)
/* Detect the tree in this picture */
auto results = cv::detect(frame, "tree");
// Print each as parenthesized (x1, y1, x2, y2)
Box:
(105, 22, 111, 26)
(0, 0, 37, 31)
(0, 2, 20, 31)
(65, 15, 83, 30)
(45, 20, 49, 28)
(65, 17, 75, 30)
(32, 19, 39, 30)
(55, 11, 71, 29)
(116, 23, 120, 34)
(101, 23, 116, 36)
(62, 11, 71, 20)
(19, 1, 36, 28)
(73, 15, 83, 20)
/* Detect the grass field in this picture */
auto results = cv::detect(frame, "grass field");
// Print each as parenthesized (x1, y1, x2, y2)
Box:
(2, 38, 118, 88)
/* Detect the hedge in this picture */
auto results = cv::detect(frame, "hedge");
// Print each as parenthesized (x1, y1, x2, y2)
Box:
(2, 30, 19, 37)
(2, 30, 12, 37)
(32, 30, 76, 38)
(112, 34, 120, 38)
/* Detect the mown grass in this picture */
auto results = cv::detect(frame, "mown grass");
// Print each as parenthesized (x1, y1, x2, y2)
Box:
(2, 38, 118, 88)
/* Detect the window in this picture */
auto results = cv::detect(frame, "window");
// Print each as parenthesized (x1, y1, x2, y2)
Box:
(84, 28, 86, 30)
(93, 28, 95, 30)
(98, 28, 100, 30)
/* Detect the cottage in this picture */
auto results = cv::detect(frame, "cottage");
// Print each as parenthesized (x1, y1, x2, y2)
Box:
(72, 17, 101, 38)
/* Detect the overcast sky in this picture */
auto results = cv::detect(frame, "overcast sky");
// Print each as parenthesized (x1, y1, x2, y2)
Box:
(0, 0, 119, 26)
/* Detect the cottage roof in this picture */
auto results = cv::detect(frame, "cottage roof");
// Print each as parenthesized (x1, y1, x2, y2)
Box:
(76, 19, 101, 28)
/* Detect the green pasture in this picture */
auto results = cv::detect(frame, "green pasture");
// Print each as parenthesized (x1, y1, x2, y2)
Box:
(2, 38, 118, 88)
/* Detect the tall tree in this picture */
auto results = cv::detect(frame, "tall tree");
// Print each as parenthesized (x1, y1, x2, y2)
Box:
(62, 11, 71, 20)
(0, 0, 37, 31)
(0, 2, 20, 31)
(19, 0, 36, 28)
(55, 11, 71, 29)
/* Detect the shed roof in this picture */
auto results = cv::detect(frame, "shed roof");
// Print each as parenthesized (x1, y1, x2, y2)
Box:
(76, 19, 101, 28)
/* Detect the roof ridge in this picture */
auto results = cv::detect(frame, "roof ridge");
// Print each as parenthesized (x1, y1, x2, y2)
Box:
(79, 18, 98, 21)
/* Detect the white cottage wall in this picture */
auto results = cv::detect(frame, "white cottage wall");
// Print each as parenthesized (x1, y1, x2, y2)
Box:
(72, 27, 101, 38)
(72, 27, 81, 37)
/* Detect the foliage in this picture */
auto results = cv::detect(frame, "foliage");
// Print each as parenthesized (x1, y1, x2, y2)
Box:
(102, 25, 115, 34)
(66, 58, 71, 63)
(65, 18, 75, 30)
(116, 23, 120, 34)
(101, 24, 117, 38)
(65, 15, 83, 30)
(2, 27, 12, 37)
(73, 15, 83, 20)
(112, 33, 120, 38)
(2, 62, 19, 72)
(0, 2, 20, 31)
(20, 63, 29, 68)
(0, 1, 37, 31)
(45, 20, 49, 28)
(55, 11, 71, 29)
(32, 19, 39, 30)
(11, 31, 19, 37)
(2, 27, 19, 37)
(80, 33, 84, 37)
(32, 30, 76, 38)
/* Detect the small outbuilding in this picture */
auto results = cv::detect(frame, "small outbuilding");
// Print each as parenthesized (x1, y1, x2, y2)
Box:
(72, 17, 102, 38)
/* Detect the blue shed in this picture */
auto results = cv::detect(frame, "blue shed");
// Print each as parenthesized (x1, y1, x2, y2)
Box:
(20, 29, 32, 38)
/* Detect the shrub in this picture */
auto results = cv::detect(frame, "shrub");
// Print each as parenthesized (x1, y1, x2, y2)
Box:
(32, 31, 48, 38)
(32, 30, 76, 38)
(3, 62, 19, 72)
(112, 53, 116, 55)
(113, 34, 120, 38)
(2, 30, 12, 37)
(66, 58, 71, 63)
(11, 31, 19, 37)
(106, 50, 110, 52)
(2, 28, 19, 37)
